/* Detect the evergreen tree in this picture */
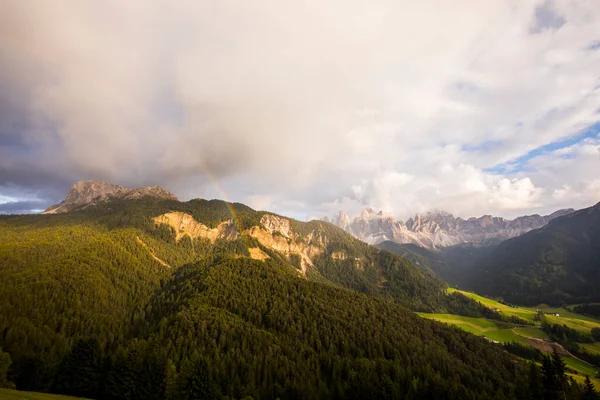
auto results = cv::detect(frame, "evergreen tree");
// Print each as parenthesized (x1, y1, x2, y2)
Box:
(526, 362, 543, 400)
(178, 355, 219, 400)
(551, 348, 567, 400)
(0, 348, 13, 388)
(583, 375, 599, 400)
(54, 339, 103, 399)
(542, 354, 559, 400)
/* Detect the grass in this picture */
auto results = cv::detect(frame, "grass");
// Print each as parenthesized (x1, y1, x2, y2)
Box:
(514, 327, 549, 340)
(449, 288, 600, 334)
(484, 329, 531, 345)
(568, 373, 600, 389)
(430, 289, 600, 385)
(564, 357, 599, 378)
(580, 343, 600, 355)
(0, 389, 86, 400)
(448, 288, 538, 322)
(417, 313, 533, 344)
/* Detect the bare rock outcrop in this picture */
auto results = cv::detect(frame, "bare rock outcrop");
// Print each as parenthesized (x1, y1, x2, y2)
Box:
(153, 212, 239, 243)
(43, 180, 178, 214)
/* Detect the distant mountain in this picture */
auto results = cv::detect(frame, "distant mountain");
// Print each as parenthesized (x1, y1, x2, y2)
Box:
(42, 180, 178, 214)
(467, 202, 600, 305)
(329, 208, 574, 249)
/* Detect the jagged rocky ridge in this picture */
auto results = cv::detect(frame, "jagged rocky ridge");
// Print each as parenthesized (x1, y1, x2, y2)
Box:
(329, 207, 574, 249)
(43, 180, 178, 214)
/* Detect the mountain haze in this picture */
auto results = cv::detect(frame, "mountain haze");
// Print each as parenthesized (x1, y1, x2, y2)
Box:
(331, 208, 574, 249)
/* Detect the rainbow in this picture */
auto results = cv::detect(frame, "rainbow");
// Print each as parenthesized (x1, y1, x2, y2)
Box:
(198, 166, 251, 252)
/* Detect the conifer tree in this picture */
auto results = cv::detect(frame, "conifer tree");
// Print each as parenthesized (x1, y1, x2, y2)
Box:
(583, 375, 599, 400)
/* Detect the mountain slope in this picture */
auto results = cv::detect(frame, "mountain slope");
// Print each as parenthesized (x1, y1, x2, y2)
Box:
(0, 191, 527, 398)
(376, 240, 499, 287)
(467, 202, 600, 305)
(331, 208, 574, 249)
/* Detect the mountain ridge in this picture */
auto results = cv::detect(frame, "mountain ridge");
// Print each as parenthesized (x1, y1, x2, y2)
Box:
(329, 207, 575, 248)
(466, 200, 600, 305)
(42, 179, 178, 214)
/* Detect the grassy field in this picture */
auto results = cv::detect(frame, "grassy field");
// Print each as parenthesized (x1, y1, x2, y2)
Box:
(580, 342, 600, 355)
(447, 288, 539, 322)
(417, 313, 533, 344)
(422, 289, 600, 383)
(449, 288, 600, 333)
(0, 389, 86, 400)
(514, 327, 549, 340)
(564, 357, 599, 377)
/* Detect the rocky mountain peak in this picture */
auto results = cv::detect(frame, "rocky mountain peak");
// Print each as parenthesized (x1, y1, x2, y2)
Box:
(329, 207, 576, 249)
(42, 180, 178, 214)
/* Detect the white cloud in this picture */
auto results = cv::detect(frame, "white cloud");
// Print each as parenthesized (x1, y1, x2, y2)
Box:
(0, 0, 599, 218)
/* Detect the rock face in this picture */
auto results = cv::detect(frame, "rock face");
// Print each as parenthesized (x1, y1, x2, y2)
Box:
(330, 208, 574, 249)
(152, 211, 328, 276)
(246, 214, 326, 276)
(42, 180, 178, 214)
(153, 212, 239, 243)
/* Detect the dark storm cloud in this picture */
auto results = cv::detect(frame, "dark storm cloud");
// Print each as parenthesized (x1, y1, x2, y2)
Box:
(0, 200, 47, 215)
(0, 1, 599, 219)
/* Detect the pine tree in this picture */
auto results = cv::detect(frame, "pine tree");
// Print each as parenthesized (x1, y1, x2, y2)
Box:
(54, 339, 102, 399)
(164, 359, 179, 400)
(542, 354, 560, 400)
(526, 362, 543, 400)
(0, 348, 13, 389)
(583, 375, 599, 400)
(551, 348, 567, 400)
(178, 356, 219, 400)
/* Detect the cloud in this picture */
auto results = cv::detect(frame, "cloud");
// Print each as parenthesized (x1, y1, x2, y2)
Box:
(0, 0, 599, 219)
(0, 200, 46, 215)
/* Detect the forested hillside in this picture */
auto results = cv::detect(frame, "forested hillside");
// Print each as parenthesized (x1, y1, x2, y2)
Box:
(375, 240, 498, 287)
(466, 202, 600, 305)
(0, 198, 554, 398)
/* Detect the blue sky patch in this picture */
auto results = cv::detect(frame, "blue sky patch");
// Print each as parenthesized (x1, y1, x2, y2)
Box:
(486, 121, 600, 174)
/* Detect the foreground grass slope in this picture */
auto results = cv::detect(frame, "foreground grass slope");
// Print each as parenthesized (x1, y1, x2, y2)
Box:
(0, 388, 85, 400)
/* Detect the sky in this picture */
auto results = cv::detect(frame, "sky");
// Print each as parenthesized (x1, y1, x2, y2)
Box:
(0, 0, 599, 221)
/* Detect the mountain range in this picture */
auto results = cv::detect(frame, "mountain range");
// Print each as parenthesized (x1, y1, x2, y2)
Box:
(328, 207, 574, 249)
(1, 180, 529, 398)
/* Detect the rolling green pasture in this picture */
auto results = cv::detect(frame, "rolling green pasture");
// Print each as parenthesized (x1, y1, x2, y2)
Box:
(423, 289, 600, 383)
(417, 313, 532, 345)
(449, 288, 600, 334)
(513, 327, 549, 339)
(447, 288, 538, 321)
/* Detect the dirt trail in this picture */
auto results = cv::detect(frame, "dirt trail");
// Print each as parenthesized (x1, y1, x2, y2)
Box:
(136, 236, 171, 268)
(511, 327, 596, 369)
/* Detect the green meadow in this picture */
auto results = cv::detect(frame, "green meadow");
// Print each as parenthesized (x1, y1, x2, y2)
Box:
(421, 289, 600, 383)
(449, 288, 600, 333)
